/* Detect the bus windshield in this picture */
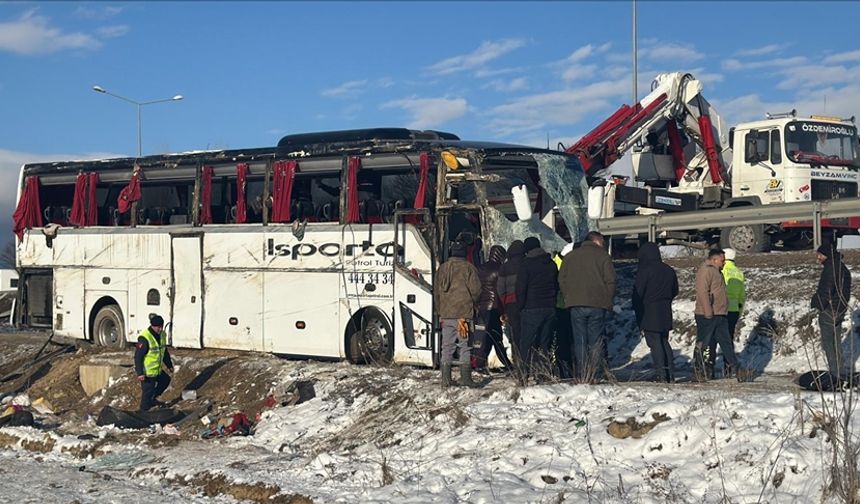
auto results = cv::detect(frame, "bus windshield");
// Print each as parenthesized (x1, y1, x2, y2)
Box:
(481, 152, 590, 252)
(785, 121, 860, 167)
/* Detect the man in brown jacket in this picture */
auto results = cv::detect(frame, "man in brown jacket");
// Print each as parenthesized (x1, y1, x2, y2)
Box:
(559, 231, 616, 381)
(693, 248, 739, 380)
(435, 240, 482, 387)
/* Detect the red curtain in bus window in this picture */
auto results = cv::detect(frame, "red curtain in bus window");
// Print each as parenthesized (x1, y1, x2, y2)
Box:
(346, 156, 361, 224)
(69, 172, 88, 226)
(117, 171, 141, 214)
(235, 163, 248, 224)
(86, 172, 99, 225)
(13, 176, 43, 240)
(413, 152, 430, 209)
(200, 165, 214, 224)
(271, 160, 297, 223)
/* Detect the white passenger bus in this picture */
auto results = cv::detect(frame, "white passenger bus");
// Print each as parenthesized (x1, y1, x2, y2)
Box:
(13, 128, 589, 366)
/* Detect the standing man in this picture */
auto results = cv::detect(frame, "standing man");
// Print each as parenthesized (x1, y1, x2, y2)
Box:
(811, 241, 852, 378)
(560, 231, 616, 382)
(135, 314, 174, 411)
(707, 248, 746, 377)
(694, 249, 739, 380)
(515, 237, 559, 384)
(475, 245, 514, 372)
(497, 240, 525, 365)
(633, 243, 679, 383)
(435, 240, 482, 387)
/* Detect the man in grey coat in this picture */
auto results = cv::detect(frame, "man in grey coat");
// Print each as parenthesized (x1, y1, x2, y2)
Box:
(559, 231, 616, 381)
(693, 248, 739, 381)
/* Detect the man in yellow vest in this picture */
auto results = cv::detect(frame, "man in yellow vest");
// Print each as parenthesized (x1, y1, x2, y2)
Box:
(134, 314, 174, 411)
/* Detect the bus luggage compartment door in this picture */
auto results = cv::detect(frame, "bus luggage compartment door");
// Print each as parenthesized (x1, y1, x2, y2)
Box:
(393, 211, 436, 366)
(170, 235, 203, 349)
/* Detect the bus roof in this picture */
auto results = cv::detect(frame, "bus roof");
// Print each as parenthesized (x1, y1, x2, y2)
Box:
(22, 128, 562, 177)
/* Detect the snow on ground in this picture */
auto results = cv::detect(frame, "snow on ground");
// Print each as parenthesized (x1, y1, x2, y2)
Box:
(0, 361, 854, 503)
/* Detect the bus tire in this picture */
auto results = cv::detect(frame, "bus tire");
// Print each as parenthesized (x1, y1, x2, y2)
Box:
(347, 310, 393, 365)
(93, 304, 126, 348)
(720, 224, 771, 254)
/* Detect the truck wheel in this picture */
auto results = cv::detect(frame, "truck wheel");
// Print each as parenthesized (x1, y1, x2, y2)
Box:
(348, 311, 393, 365)
(93, 305, 126, 347)
(720, 224, 771, 253)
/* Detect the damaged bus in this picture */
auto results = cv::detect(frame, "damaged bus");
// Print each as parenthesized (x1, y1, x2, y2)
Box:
(13, 128, 590, 366)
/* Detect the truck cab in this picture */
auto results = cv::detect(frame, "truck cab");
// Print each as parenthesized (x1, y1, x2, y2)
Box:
(731, 115, 860, 206)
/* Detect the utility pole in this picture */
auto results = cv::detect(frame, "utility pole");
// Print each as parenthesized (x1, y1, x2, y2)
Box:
(632, 0, 638, 104)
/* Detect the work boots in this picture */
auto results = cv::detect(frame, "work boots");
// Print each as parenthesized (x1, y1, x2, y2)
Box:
(441, 364, 453, 388)
(459, 364, 481, 388)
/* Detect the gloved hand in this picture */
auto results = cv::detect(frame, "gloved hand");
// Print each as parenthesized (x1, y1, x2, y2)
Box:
(457, 319, 469, 340)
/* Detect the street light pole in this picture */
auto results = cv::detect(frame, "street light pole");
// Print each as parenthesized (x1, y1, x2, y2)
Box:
(92, 85, 184, 157)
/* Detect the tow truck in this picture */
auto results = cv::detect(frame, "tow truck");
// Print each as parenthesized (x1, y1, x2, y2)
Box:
(571, 72, 860, 252)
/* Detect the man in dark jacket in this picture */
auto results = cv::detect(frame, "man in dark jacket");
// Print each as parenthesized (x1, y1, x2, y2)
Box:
(135, 314, 174, 411)
(559, 231, 616, 382)
(515, 237, 559, 384)
(812, 241, 853, 377)
(497, 240, 525, 364)
(435, 240, 482, 387)
(475, 245, 514, 371)
(633, 243, 679, 383)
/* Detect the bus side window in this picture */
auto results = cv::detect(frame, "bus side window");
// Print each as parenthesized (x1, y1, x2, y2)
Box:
(770, 130, 782, 164)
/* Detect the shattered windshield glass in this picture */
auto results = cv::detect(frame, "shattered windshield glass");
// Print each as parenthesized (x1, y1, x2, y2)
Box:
(481, 152, 591, 254)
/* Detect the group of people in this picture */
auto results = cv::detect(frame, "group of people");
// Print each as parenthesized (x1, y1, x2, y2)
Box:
(435, 231, 854, 388)
(436, 231, 618, 386)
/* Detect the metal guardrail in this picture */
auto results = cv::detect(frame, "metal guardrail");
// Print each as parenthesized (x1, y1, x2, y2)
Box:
(596, 198, 860, 248)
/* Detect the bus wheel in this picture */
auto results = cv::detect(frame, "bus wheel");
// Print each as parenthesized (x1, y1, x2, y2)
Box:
(349, 312, 393, 365)
(720, 224, 770, 253)
(93, 305, 126, 348)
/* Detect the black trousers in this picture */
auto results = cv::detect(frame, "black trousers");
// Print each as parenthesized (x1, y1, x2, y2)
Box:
(504, 308, 522, 365)
(554, 308, 573, 379)
(707, 311, 740, 373)
(644, 331, 674, 382)
(519, 307, 556, 379)
(140, 373, 171, 412)
(477, 309, 513, 369)
(695, 315, 738, 377)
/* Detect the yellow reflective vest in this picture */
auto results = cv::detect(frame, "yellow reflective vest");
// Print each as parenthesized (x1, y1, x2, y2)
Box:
(139, 327, 166, 377)
(722, 260, 746, 313)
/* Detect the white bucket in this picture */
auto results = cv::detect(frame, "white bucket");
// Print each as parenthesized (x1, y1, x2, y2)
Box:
(587, 185, 606, 219)
(511, 185, 533, 221)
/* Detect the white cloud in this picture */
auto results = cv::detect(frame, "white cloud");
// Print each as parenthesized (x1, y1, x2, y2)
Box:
(426, 39, 526, 76)
(735, 44, 787, 57)
(474, 67, 524, 79)
(0, 11, 101, 55)
(320, 79, 368, 98)
(714, 85, 860, 126)
(639, 42, 704, 63)
(561, 64, 598, 82)
(722, 56, 807, 71)
(381, 96, 468, 129)
(566, 44, 595, 63)
(777, 64, 860, 90)
(96, 25, 129, 39)
(482, 77, 528, 93)
(823, 50, 860, 64)
(486, 78, 630, 137)
(74, 6, 124, 20)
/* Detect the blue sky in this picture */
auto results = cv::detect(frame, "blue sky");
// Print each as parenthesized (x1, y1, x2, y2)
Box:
(2, 1, 860, 242)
